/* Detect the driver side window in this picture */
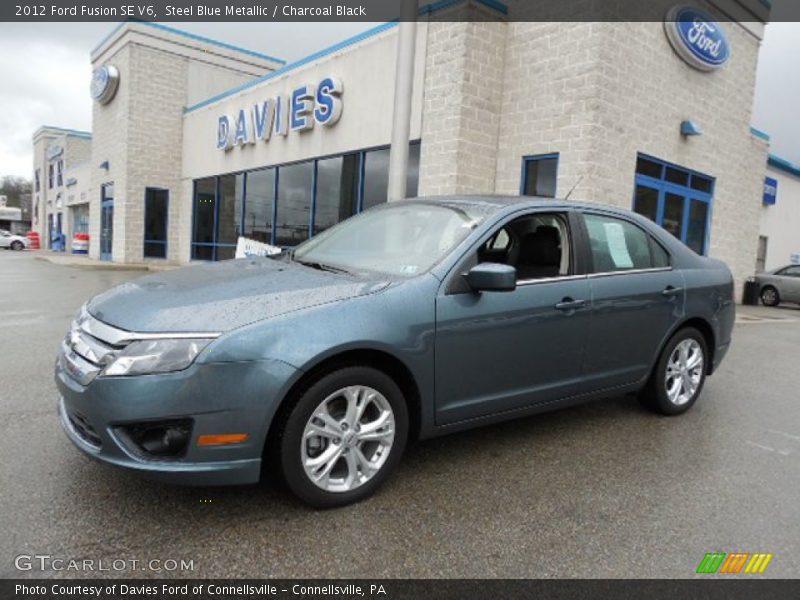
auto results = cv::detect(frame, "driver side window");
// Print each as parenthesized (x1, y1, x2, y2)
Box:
(477, 213, 571, 282)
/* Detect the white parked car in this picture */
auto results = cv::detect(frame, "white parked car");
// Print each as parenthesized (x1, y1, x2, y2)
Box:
(0, 229, 29, 250)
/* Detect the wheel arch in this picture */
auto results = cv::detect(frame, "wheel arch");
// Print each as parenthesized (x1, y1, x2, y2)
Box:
(652, 317, 716, 379)
(264, 347, 422, 461)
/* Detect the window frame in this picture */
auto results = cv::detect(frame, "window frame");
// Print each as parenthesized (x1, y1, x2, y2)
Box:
(520, 153, 559, 198)
(632, 154, 714, 255)
(577, 210, 673, 277)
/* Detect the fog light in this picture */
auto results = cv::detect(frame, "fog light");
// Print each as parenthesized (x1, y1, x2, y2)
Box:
(197, 433, 249, 446)
(116, 419, 192, 460)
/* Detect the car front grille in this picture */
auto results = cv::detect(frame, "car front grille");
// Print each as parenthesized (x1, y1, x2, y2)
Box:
(60, 307, 130, 386)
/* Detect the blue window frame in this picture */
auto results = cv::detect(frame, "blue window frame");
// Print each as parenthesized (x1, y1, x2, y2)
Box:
(191, 141, 420, 261)
(632, 154, 714, 256)
(520, 153, 558, 197)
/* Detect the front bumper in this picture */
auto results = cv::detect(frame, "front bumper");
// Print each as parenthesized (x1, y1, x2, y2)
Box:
(55, 355, 300, 486)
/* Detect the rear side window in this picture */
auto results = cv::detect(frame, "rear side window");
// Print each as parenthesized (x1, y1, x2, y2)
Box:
(780, 266, 800, 277)
(584, 213, 669, 273)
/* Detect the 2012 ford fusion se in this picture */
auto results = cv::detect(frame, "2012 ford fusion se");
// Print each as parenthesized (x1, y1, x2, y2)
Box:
(56, 196, 734, 507)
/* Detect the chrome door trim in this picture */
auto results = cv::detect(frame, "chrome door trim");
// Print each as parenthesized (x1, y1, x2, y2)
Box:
(586, 267, 674, 279)
(516, 274, 588, 287)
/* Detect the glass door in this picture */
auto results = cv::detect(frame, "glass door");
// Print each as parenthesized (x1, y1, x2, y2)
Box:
(100, 183, 114, 261)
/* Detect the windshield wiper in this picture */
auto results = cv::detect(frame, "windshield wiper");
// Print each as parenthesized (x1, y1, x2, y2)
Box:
(293, 258, 352, 275)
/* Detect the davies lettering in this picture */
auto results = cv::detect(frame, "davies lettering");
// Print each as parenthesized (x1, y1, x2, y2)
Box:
(217, 77, 343, 151)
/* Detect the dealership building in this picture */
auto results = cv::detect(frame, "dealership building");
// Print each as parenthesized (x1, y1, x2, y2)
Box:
(32, 1, 774, 293)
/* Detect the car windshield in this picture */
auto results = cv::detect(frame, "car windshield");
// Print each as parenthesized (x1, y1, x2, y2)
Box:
(293, 201, 486, 277)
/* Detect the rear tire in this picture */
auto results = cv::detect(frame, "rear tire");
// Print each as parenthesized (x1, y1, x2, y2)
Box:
(760, 286, 780, 307)
(640, 327, 708, 416)
(278, 366, 408, 508)
(10, 240, 23, 251)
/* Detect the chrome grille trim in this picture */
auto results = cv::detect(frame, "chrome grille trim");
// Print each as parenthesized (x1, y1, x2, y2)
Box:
(77, 306, 221, 345)
(69, 327, 118, 365)
(60, 340, 102, 386)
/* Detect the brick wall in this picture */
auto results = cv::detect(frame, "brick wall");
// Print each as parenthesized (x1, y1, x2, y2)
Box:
(418, 19, 507, 196)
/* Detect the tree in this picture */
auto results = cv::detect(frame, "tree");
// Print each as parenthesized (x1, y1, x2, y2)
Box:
(0, 176, 32, 209)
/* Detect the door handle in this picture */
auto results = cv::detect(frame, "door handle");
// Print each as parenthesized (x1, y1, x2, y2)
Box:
(661, 286, 683, 297)
(555, 298, 587, 311)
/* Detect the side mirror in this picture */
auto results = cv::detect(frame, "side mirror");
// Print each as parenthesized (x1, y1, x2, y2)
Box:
(465, 263, 517, 292)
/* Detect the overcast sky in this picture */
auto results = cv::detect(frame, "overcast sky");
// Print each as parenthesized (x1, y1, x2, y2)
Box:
(0, 20, 797, 179)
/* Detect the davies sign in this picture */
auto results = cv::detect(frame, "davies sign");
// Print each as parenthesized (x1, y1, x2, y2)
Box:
(664, 5, 731, 72)
(217, 76, 343, 151)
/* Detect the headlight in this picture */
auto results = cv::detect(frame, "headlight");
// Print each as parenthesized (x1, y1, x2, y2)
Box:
(103, 338, 213, 376)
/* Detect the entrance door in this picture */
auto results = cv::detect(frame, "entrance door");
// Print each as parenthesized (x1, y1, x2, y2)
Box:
(100, 183, 114, 261)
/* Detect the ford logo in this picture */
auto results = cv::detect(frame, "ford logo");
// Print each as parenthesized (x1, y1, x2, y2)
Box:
(664, 5, 731, 72)
(90, 64, 120, 105)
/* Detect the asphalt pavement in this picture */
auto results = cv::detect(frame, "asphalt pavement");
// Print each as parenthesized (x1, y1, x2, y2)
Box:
(1, 251, 798, 578)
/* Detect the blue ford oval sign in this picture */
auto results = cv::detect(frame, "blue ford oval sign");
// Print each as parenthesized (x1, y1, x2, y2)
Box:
(665, 5, 731, 72)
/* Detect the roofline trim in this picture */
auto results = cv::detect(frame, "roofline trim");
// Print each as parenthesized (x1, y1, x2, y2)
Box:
(34, 126, 92, 139)
(91, 20, 287, 65)
(750, 126, 771, 142)
(768, 153, 800, 179)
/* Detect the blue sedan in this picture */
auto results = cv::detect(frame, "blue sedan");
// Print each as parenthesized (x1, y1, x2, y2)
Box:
(55, 197, 735, 507)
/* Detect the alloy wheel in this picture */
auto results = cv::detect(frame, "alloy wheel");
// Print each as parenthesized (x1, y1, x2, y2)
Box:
(301, 385, 395, 493)
(761, 288, 777, 306)
(664, 339, 704, 406)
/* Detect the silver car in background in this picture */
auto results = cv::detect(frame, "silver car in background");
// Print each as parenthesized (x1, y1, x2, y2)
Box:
(755, 265, 800, 306)
(0, 229, 29, 250)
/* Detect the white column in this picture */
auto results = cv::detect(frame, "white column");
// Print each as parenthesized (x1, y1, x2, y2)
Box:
(387, 0, 419, 202)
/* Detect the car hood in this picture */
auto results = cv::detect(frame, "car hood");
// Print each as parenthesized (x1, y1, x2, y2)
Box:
(88, 258, 390, 333)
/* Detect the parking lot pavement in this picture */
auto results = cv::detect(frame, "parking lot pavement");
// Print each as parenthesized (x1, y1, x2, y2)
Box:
(1, 251, 799, 579)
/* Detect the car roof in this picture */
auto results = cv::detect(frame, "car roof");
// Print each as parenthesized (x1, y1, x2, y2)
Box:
(410, 194, 631, 216)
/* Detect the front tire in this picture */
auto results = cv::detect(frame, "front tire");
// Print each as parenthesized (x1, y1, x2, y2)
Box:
(760, 286, 780, 307)
(640, 327, 708, 416)
(10, 240, 23, 251)
(279, 366, 408, 508)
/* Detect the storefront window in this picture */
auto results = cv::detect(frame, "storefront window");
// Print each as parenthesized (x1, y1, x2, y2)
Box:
(632, 154, 714, 255)
(407, 141, 421, 198)
(362, 147, 391, 210)
(217, 173, 244, 245)
(522, 154, 558, 197)
(633, 185, 658, 222)
(314, 154, 359, 235)
(276, 161, 313, 246)
(192, 178, 216, 260)
(686, 199, 709, 255)
(244, 168, 274, 243)
(144, 188, 169, 259)
(190, 141, 422, 259)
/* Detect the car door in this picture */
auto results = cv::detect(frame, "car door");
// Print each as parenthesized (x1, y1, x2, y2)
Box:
(579, 211, 685, 390)
(0, 230, 10, 248)
(434, 210, 591, 425)
(778, 266, 800, 302)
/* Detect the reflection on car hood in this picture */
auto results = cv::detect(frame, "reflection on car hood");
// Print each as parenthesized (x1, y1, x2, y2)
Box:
(88, 258, 390, 333)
